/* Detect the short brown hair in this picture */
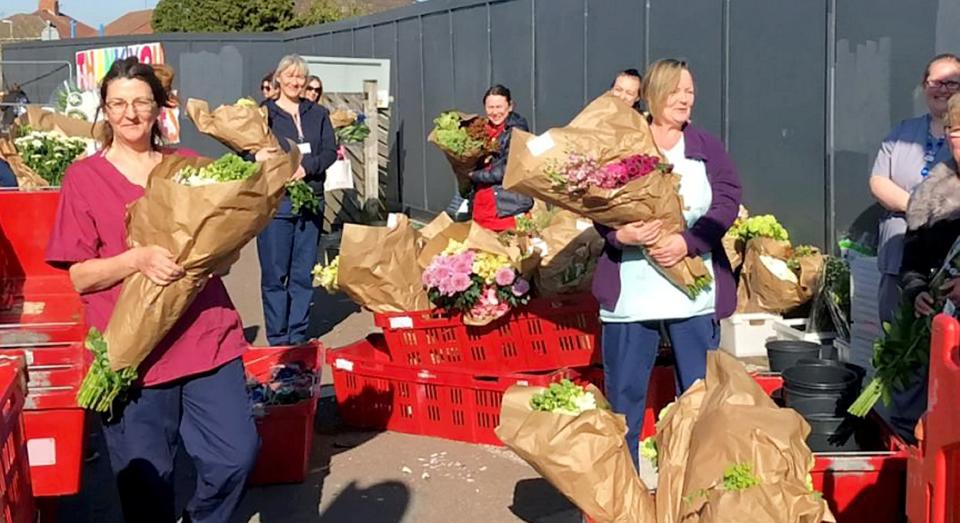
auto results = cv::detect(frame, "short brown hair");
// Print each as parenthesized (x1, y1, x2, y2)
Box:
(98, 57, 169, 151)
(642, 59, 690, 120)
(923, 53, 960, 84)
(946, 92, 960, 129)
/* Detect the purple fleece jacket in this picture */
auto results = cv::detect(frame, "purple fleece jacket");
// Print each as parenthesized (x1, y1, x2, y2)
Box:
(592, 123, 743, 319)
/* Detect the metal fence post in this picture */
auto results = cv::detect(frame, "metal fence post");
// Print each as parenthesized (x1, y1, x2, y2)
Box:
(363, 79, 380, 221)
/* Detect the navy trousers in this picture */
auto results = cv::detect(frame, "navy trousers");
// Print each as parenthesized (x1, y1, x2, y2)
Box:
(602, 314, 720, 469)
(101, 359, 260, 523)
(257, 205, 322, 346)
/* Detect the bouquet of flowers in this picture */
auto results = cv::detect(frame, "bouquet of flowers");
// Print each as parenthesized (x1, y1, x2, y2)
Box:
(13, 128, 88, 186)
(422, 239, 531, 323)
(428, 111, 499, 195)
(312, 255, 340, 293)
(76, 150, 301, 413)
(186, 98, 321, 215)
(333, 111, 371, 143)
(504, 94, 714, 299)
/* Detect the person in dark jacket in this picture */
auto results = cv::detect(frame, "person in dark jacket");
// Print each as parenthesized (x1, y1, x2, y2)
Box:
(257, 54, 337, 346)
(896, 92, 960, 443)
(0, 159, 16, 188)
(593, 59, 742, 469)
(468, 85, 533, 231)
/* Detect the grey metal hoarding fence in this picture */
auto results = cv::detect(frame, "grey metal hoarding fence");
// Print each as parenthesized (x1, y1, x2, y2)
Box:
(3, 0, 959, 248)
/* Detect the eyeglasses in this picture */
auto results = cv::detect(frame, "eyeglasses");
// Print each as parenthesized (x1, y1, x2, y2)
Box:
(305, 86, 320, 93)
(104, 98, 156, 115)
(925, 79, 960, 90)
(261, 84, 272, 91)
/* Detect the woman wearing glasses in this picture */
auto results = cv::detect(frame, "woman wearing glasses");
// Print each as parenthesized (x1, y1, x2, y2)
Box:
(44, 57, 261, 522)
(868, 53, 960, 442)
(260, 70, 278, 102)
(303, 75, 323, 104)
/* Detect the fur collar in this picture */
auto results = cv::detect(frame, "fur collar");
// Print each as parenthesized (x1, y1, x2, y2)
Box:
(906, 158, 960, 230)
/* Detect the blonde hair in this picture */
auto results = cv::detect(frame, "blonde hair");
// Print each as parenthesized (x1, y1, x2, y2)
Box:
(947, 92, 960, 129)
(642, 59, 690, 121)
(274, 54, 309, 81)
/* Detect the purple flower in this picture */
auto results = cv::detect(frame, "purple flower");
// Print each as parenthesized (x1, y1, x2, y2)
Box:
(511, 278, 530, 297)
(495, 267, 516, 286)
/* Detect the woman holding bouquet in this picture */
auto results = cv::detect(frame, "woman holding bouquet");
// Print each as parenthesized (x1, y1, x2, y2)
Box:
(258, 55, 338, 346)
(595, 59, 742, 468)
(45, 57, 259, 523)
(468, 85, 534, 231)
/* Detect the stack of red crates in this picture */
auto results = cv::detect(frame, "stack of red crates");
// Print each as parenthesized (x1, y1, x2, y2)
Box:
(327, 293, 605, 445)
(0, 189, 89, 499)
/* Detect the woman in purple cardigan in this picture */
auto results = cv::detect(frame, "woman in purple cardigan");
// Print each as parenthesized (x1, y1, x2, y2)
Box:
(594, 59, 742, 468)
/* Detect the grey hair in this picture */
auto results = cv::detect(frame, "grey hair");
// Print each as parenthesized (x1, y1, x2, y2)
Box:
(274, 54, 309, 81)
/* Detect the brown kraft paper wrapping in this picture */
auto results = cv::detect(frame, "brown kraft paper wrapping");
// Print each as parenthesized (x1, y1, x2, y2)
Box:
(0, 138, 48, 190)
(535, 211, 604, 296)
(418, 212, 455, 244)
(427, 112, 485, 195)
(503, 94, 710, 295)
(23, 105, 103, 140)
(337, 214, 431, 313)
(736, 239, 824, 314)
(104, 149, 301, 371)
(495, 384, 656, 523)
(186, 98, 281, 153)
(662, 352, 834, 523)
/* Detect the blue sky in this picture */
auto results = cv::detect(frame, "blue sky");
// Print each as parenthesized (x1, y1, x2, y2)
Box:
(1, 0, 159, 28)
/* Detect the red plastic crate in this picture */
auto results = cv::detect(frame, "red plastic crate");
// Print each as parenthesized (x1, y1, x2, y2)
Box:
(328, 335, 591, 446)
(0, 359, 35, 523)
(373, 293, 600, 373)
(908, 314, 960, 523)
(243, 342, 323, 486)
(22, 409, 85, 497)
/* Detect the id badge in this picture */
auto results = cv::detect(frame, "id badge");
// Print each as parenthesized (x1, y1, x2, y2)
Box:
(297, 142, 312, 155)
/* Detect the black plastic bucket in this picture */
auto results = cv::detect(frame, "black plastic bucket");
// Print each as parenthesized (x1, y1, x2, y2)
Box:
(785, 395, 844, 417)
(795, 358, 866, 385)
(782, 363, 858, 394)
(805, 414, 861, 452)
(766, 340, 823, 372)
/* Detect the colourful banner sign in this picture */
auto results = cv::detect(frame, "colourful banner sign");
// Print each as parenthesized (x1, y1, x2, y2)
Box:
(75, 42, 165, 91)
(74, 42, 179, 144)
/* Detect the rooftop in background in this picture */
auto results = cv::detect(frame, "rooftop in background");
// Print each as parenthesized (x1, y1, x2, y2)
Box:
(104, 9, 153, 36)
(0, 0, 97, 42)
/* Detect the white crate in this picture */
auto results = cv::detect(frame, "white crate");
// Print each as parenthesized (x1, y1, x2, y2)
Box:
(719, 313, 782, 357)
(773, 318, 836, 344)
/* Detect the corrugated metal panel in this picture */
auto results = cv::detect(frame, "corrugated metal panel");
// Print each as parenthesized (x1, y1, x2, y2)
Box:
(490, 0, 533, 128)
(353, 27, 374, 58)
(332, 30, 354, 56)
(728, 0, 827, 246)
(451, 4, 489, 110)
(534, 0, 585, 131)
(648, 0, 723, 136)
(396, 17, 426, 213)
(585, 0, 646, 100)
(421, 11, 457, 211)
(833, 0, 940, 245)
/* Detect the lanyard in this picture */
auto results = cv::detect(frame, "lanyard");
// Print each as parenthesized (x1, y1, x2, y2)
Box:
(921, 114, 945, 178)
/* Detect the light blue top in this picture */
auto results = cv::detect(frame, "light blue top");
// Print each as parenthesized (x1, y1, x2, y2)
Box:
(600, 135, 716, 322)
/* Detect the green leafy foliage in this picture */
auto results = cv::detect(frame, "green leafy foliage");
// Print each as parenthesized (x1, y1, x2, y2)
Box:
(529, 379, 598, 415)
(76, 328, 138, 414)
(287, 180, 322, 215)
(175, 154, 258, 185)
(686, 273, 714, 298)
(153, 0, 366, 33)
(335, 122, 370, 143)
(722, 463, 761, 491)
(432, 111, 485, 156)
(728, 214, 789, 242)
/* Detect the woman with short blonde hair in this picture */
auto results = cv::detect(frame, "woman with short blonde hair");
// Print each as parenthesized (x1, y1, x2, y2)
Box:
(593, 58, 742, 468)
(257, 54, 337, 346)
